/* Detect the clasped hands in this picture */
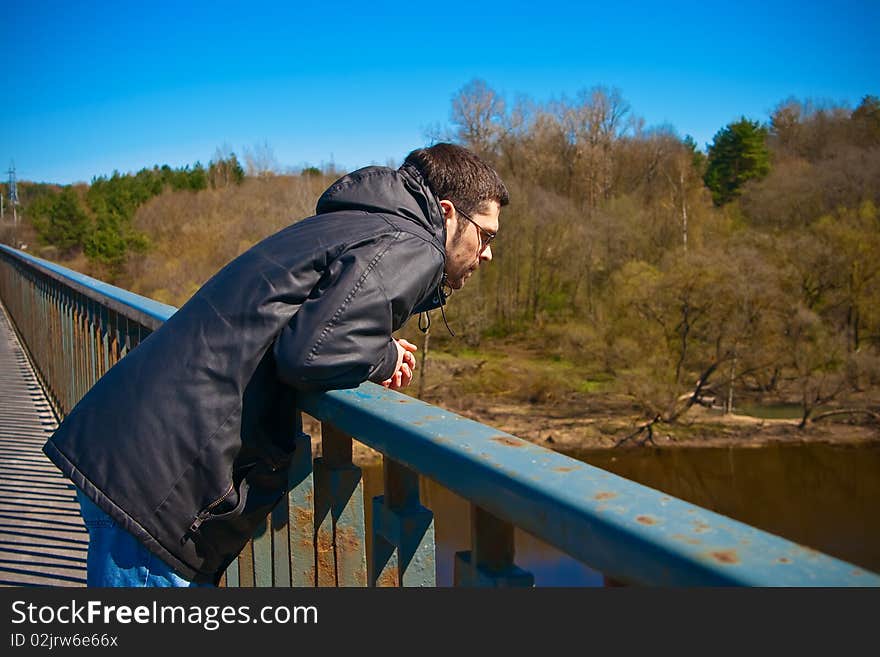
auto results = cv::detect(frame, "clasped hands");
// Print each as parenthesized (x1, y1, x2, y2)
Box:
(380, 338, 418, 390)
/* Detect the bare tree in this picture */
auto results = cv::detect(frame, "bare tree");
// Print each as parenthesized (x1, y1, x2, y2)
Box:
(450, 79, 506, 157)
(243, 140, 280, 178)
(568, 87, 631, 208)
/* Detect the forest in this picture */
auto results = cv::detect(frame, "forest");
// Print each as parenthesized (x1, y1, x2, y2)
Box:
(3, 83, 879, 446)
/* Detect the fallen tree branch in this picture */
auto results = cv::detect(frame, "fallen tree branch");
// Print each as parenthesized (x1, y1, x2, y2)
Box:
(668, 362, 720, 423)
(810, 408, 880, 425)
(615, 415, 661, 448)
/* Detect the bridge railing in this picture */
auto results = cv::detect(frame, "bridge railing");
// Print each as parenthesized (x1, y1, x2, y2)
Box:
(1, 243, 877, 587)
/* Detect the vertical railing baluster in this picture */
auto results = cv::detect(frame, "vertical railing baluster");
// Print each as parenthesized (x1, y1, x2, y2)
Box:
(94, 296, 103, 379)
(224, 557, 240, 587)
(55, 286, 64, 411)
(82, 296, 90, 393)
(38, 277, 44, 378)
(120, 315, 129, 358)
(100, 304, 110, 377)
(269, 428, 308, 587)
(313, 422, 367, 587)
(49, 281, 55, 403)
(270, 487, 291, 587)
(314, 452, 336, 587)
(105, 310, 114, 367)
(70, 291, 78, 407)
(371, 458, 435, 587)
(252, 517, 272, 587)
(46, 280, 54, 404)
(63, 289, 73, 413)
(75, 292, 84, 404)
(88, 298, 97, 387)
(46, 279, 51, 401)
(44, 278, 51, 399)
(57, 284, 66, 401)
(286, 429, 315, 586)
(57, 285, 63, 408)
(83, 295, 90, 395)
(129, 318, 137, 353)
(38, 276, 46, 395)
(112, 311, 118, 364)
(68, 290, 75, 410)
(454, 505, 534, 587)
(69, 291, 77, 404)
(238, 540, 255, 588)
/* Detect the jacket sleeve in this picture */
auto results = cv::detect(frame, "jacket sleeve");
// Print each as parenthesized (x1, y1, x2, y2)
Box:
(273, 231, 443, 392)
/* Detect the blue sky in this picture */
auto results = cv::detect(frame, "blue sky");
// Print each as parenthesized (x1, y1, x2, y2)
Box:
(2, 0, 877, 184)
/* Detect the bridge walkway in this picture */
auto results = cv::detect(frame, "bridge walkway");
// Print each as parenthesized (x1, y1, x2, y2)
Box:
(0, 300, 87, 586)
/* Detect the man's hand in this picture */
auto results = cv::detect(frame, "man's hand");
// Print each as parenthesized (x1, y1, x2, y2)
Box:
(381, 338, 418, 390)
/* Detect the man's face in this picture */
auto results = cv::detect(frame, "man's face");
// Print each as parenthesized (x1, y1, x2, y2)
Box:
(442, 200, 500, 290)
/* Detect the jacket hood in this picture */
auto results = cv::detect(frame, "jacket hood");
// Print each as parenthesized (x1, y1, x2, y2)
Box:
(315, 163, 446, 243)
(317, 163, 449, 316)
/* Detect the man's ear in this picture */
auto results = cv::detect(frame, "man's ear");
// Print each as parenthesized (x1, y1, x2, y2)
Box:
(439, 200, 455, 232)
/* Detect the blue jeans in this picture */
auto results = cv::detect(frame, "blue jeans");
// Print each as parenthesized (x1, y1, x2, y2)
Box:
(77, 489, 212, 587)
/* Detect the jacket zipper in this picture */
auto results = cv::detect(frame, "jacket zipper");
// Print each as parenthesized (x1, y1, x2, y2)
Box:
(182, 483, 235, 543)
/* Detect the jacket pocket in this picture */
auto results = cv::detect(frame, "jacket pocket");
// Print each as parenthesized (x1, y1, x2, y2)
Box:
(182, 477, 250, 545)
(184, 458, 289, 567)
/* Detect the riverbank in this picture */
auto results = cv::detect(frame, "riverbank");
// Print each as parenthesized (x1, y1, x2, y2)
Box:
(449, 398, 880, 450)
(300, 338, 879, 462)
(410, 343, 880, 453)
(303, 392, 879, 466)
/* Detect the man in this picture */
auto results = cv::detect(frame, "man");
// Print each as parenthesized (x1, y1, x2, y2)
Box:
(44, 143, 508, 586)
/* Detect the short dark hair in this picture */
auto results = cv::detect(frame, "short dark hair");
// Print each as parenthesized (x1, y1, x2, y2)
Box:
(403, 143, 509, 215)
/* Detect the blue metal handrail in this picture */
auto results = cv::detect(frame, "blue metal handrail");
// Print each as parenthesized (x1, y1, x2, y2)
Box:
(302, 386, 876, 585)
(0, 244, 176, 329)
(1, 243, 878, 586)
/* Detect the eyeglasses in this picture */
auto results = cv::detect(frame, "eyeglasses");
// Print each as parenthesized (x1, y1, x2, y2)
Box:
(457, 208, 497, 254)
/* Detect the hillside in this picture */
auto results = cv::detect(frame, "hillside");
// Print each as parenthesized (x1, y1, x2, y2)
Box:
(3, 88, 879, 450)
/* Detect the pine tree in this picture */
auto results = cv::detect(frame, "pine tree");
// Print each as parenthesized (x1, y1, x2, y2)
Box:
(47, 187, 90, 252)
(704, 118, 770, 205)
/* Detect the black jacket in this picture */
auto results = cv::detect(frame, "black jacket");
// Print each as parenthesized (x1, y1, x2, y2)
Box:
(44, 164, 447, 582)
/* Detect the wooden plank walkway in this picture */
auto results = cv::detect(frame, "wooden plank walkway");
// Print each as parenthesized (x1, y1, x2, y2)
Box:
(0, 301, 87, 586)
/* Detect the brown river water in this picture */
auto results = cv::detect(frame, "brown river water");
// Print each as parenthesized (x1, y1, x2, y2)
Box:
(359, 441, 880, 585)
